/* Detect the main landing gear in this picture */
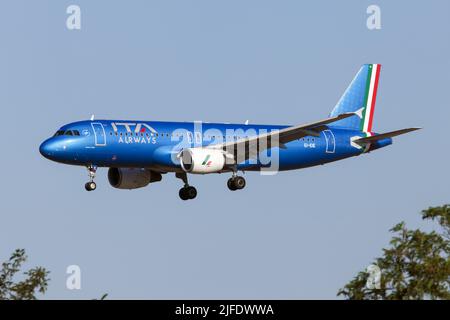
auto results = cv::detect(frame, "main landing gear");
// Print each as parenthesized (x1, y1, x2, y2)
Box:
(176, 172, 197, 200)
(85, 165, 97, 191)
(175, 171, 246, 200)
(227, 174, 246, 191)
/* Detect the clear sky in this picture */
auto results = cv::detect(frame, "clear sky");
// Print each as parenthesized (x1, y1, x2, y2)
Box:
(0, 0, 448, 299)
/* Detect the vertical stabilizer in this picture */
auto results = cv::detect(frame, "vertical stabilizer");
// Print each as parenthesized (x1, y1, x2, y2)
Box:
(329, 64, 381, 132)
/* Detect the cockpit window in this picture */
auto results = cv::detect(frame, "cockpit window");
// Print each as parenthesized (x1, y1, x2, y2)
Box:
(54, 130, 81, 137)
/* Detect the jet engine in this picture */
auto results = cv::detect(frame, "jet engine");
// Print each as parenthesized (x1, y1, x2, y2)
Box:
(180, 148, 226, 174)
(108, 168, 162, 189)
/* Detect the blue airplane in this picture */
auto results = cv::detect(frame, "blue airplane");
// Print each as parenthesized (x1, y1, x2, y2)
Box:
(40, 64, 419, 200)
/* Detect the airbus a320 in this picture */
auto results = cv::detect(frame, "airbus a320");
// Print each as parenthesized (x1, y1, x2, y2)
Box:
(39, 64, 420, 200)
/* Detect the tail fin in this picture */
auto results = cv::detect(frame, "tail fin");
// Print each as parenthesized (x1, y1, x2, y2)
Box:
(329, 64, 381, 132)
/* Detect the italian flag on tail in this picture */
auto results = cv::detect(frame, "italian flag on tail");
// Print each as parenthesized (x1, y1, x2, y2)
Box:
(332, 64, 420, 149)
(329, 64, 382, 133)
(360, 64, 381, 134)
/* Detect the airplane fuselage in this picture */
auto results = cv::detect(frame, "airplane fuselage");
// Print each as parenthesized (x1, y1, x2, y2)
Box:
(39, 119, 392, 172)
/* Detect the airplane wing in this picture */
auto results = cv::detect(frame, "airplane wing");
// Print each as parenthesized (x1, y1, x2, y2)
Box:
(207, 112, 355, 163)
(354, 128, 421, 145)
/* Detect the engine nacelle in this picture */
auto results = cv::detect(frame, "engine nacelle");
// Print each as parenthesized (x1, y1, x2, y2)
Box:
(180, 148, 226, 174)
(108, 168, 162, 189)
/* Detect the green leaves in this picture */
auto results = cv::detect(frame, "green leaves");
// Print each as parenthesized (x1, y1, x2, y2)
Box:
(338, 205, 450, 300)
(422, 205, 450, 239)
(0, 249, 50, 300)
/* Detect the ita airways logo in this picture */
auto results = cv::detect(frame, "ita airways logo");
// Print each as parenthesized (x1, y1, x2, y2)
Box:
(202, 155, 212, 167)
(111, 122, 158, 134)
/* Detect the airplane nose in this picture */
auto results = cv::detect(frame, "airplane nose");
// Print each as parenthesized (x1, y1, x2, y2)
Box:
(39, 140, 54, 159)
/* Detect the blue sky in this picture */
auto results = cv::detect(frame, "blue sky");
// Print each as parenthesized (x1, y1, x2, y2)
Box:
(0, 0, 449, 299)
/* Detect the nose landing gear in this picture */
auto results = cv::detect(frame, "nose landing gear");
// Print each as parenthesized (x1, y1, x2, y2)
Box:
(85, 181, 97, 191)
(85, 165, 97, 191)
(176, 172, 197, 200)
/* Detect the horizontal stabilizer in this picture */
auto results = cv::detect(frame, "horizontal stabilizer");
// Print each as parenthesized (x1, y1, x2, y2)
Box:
(355, 128, 421, 144)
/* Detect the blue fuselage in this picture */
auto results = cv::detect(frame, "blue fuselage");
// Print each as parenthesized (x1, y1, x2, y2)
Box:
(39, 120, 392, 172)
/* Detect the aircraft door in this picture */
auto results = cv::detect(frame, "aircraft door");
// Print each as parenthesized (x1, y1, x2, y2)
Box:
(91, 123, 106, 146)
(323, 129, 335, 153)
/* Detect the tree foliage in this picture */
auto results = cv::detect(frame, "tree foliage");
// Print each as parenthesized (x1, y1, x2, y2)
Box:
(0, 249, 50, 300)
(338, 205, 450, 300)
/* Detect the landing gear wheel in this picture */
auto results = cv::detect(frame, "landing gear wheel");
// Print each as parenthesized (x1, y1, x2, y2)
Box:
(176, 173, 197, 200)
(179, 188, 189, 200)
(186, 186, 197, 199)
(85, 181, 96, 191)
(85, 165, 97, 191)
(227, 176, 246, 191)
(179, 186, 197, 200)
(227, 178, 237, 191)
(234, 176, 246, 190)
